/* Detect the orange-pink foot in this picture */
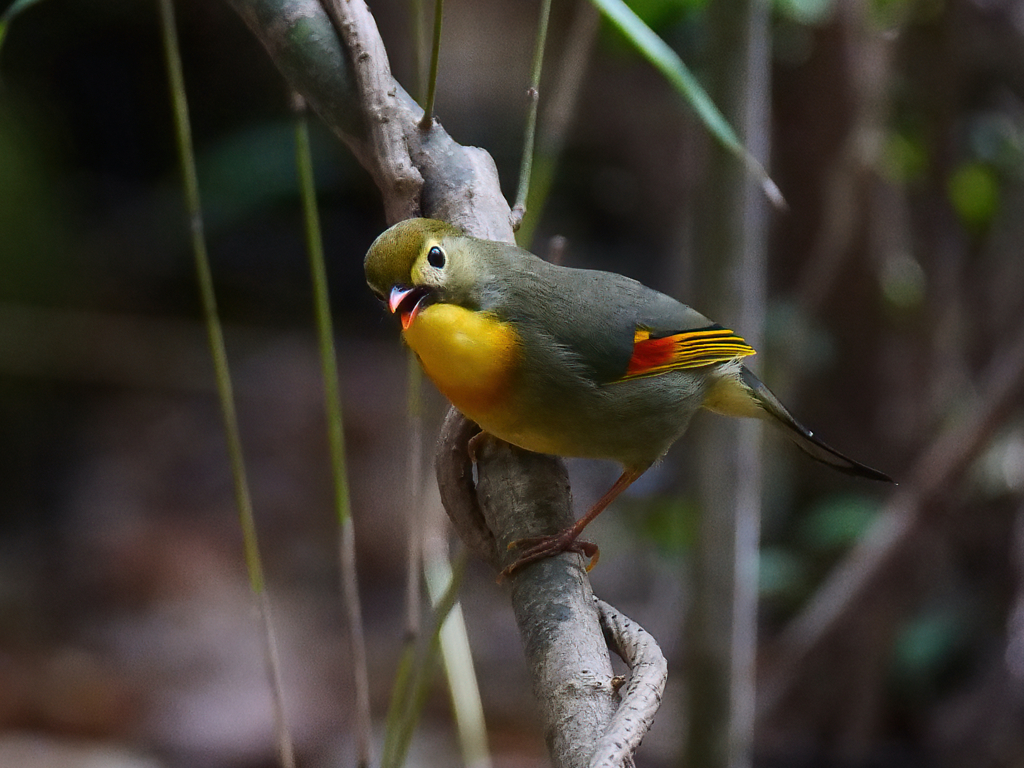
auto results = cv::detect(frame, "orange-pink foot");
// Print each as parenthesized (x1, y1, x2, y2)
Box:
(499, 531, 600, 580)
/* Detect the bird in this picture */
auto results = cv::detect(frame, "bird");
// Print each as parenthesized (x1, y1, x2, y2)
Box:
(364, 218, 893, 577)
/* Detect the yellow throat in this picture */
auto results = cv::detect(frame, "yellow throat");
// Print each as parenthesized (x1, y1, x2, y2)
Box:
(402, 303, 520, 421)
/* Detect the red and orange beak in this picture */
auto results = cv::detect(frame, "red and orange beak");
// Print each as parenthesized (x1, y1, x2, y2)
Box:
(388, 286, 431, 330)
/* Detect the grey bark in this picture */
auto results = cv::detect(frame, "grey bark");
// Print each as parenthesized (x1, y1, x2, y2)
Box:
(592, 599, 669, 768)
(438, 411, 662, 768)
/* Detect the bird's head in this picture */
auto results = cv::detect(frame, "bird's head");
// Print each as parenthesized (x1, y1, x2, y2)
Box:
(364, 218, 483, 329)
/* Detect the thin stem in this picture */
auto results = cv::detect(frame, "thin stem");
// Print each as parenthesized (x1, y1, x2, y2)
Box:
(396, 286, 425, 768)
(380, 643, 418, 768)
(511, 0, 553, 230)
(405, 351, 424, 639)
(424, 531, 492, 768)
(341, 518, 373, 768)
(293, 95, 373, 768)
(418, 0, 444, 128)
(381, 551, 468, 768)
(157, 1, 294, 766)
(516, 0, 600, 248)
(409, 0, 427, 103)
(293, 99, 354, 527)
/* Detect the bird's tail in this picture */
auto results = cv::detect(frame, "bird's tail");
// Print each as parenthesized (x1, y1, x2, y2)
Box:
(705, 365, 893, 483)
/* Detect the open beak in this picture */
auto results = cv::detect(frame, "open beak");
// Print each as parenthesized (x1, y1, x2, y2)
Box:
(388, 285, 431, 330)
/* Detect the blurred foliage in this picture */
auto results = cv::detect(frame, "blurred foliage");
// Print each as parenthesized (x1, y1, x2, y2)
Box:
(195, 120, 356, 233)
(880, 129, 929, 184)
(633, 494, 700, 555)
(890, 606, 970, 700)
(797, 494, 881, 553)
(775, 0, 834, 26)
(967, 110, 1024, 170)
(947, 161, 999, 232)
(870, 0, 940, 27)
(880, 252, 927, 310)
(759, 545, 810, 601)
(760, 494, 881, 610)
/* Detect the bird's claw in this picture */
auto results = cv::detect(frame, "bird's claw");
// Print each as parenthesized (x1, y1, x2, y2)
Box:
(498, 533, 600, 581)
(466, 430, 490, 463)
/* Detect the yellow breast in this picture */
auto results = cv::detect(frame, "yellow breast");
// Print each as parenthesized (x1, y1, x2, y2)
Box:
(402, 303, 520, 422)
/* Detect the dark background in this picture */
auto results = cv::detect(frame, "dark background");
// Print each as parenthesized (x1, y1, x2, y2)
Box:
(1, 0, 1023, 765)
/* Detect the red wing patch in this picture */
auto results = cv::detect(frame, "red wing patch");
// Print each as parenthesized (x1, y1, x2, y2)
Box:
(623, 325, 755, 380)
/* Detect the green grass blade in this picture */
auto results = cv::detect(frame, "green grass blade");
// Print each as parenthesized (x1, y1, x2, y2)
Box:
(292, 102, 353, 527)
(293, 96, 374, 768)
(403, 351, 425, 641)
(157, 1, 295, 765)
(409, 0, 427, 101)
(424, 544, 491, 768)
(380, 639, 419, 768)
(512, 0, 553, 229)
(517, 2, 600, 248)
(381, 550, 468, 768)
(589, 0, 784, 207)
(418, 0, 444, 128)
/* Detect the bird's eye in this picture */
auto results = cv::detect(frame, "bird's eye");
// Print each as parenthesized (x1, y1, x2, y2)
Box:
(427, 245, 446, 269)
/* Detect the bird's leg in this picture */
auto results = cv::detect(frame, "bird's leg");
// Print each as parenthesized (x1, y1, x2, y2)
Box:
(500, 466, 647, 580)
(466, 429, 491, 463)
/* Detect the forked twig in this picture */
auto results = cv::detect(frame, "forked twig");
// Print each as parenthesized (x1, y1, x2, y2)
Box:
(320, 0, 423, 221)
(591, 599, 668, 768)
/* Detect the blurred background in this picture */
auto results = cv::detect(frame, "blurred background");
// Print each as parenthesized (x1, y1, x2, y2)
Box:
(1, 0, 1024, 765)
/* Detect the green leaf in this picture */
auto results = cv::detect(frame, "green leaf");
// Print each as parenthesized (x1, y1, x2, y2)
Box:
(775, 0, 835, 24)
(947, 161, 999, 231)
(0, 0, 52, 55)
(589, 0, 785, 207)
(798, 494, 880, 552)
(891, 609, 964, 682)
(880, 129, 928, 183)
(626, 0, 705, 28)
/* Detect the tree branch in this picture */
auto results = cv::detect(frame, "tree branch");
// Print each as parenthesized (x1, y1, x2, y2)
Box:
(320, 0, 423, 222)
(226, 0, 509, 236)
(223, 1, 658, 764)
(436, 410, 496, 567)
(472, 434, 626, 768)
(437, 410, 630, 767)
(592, 598, 667, 768)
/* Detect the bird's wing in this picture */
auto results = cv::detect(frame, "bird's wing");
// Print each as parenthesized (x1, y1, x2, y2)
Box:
(619, 324, 756, 381)
(493, 251, 756, 384)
